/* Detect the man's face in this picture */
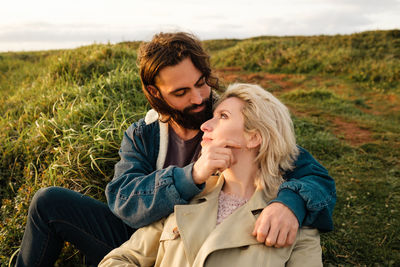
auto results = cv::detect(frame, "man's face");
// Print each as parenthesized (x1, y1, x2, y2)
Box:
(153, 57, 213, 129)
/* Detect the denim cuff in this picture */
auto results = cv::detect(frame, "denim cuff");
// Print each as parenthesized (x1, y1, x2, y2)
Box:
(174, 163, 204, 201)
(269, 188, 306, 227)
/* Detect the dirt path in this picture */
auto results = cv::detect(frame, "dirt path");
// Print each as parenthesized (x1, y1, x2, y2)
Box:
(215, 68, 296, 93)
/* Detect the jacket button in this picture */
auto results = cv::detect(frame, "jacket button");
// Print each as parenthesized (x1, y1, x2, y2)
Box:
(172, 226, 180, 238)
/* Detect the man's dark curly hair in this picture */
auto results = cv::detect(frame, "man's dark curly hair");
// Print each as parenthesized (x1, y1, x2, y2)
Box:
(137, 32, 219, 119)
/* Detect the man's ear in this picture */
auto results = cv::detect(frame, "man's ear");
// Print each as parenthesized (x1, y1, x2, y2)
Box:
(147, 85, 161, 99)
(246, 131, 262, 149)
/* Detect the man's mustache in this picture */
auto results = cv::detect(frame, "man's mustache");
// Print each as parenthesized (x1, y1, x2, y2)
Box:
(184, 100, 207, 113)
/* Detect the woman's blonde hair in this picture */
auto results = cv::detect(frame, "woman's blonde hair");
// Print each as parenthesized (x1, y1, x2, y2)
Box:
(218, 83, 299, 198)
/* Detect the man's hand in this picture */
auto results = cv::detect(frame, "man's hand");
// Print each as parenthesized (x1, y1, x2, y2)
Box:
(192, 139, 241, 184)
(252, 202, 299, 248)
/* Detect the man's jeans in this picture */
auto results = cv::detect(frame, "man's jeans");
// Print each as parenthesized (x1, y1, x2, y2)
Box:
(15, 187, 135, 267)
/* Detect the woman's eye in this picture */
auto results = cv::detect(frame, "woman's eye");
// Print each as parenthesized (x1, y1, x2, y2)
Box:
(220, 113, 228, 119)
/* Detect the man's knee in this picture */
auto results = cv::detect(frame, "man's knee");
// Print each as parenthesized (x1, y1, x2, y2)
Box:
(28, 187, 67, 216)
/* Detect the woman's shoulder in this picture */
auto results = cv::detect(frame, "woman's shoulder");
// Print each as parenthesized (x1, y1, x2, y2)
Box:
(288, 227, 322, 266)
(298, 227, 320, 239)
(295, 227, 321, 253)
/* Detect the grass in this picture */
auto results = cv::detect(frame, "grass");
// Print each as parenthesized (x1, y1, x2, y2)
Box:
(1, 30, 399, 266)
(210, 30, 400, 93)
(288, 102, 400, 266)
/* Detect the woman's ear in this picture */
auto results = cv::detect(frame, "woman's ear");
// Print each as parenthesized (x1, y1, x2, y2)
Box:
(246, 131, 262, 149)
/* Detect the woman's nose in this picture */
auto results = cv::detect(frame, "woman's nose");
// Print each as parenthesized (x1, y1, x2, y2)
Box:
(200, 119, 213, 132)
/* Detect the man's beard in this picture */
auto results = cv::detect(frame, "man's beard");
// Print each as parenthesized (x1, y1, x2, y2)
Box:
(166, 96, 213, 130)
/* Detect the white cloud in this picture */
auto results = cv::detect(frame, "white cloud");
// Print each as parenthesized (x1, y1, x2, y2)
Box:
(0, 0, 399, 51)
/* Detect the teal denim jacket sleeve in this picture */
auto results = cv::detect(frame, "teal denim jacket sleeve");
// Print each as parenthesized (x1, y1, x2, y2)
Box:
(271, 146, 336, 232)
(105, 119, 203, 229)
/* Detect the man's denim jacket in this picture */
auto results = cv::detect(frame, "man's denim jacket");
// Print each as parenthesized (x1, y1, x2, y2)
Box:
(106, 110, 336, 231)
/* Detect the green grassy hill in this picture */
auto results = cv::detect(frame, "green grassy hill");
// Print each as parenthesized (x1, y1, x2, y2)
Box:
(1, 30, 399, 266)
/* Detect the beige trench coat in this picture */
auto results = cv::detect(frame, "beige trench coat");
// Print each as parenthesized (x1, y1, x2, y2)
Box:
(99, 176, 322, 267)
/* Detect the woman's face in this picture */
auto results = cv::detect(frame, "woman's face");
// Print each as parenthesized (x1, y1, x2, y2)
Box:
(200, 97, 247, 147)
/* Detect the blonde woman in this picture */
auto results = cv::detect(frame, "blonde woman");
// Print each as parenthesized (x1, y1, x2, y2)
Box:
(99, 83, 322, 267)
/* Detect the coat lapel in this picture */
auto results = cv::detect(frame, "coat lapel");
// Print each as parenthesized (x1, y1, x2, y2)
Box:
(174, 176, 222, 264)
(174, 175, 270, 267)
(193, 189, 269, 267)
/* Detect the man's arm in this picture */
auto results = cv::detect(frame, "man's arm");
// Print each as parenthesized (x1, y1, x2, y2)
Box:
(274, 146, 336, 231)
(252, 146, 336, 247)
(106, 121, 203, 229)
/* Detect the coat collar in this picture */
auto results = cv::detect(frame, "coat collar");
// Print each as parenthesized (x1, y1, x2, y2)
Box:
(174, 175, 270, 266)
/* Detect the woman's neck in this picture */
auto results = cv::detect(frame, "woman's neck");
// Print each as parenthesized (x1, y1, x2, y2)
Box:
(222, 149, 258, 200)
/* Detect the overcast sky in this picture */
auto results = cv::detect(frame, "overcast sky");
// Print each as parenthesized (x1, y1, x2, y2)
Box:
(1, 0, 399, 52)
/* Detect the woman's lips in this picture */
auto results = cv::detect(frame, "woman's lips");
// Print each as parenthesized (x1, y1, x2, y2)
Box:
(202, 136, 212, 141)
(201, 137, 213, 145)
